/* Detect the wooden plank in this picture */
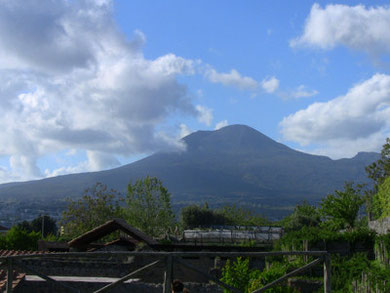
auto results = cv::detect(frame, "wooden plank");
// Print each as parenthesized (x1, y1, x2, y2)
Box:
(163, 255, 173, 293)
(13, 260, 80, 293)
(323, 254, 331, 293)
(251, 258, 322, 293)
(175, 258, 242, 293)
(6, 258, 13, 293)
(94, 259, 161, 293)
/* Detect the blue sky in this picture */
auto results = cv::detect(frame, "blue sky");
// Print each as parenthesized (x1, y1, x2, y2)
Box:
(0, 0, 390, 183)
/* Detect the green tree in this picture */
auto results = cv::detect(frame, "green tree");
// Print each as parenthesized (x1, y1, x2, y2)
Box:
(366, 138, 390, 186)
(283, 201, 321, 232)
(0, 226, 41, 250)
(126, 176, 175, 237)
(31, 215, 58, 237)
(320, 182, 364, 231)
(180, 203, 228, 229)
(60, 183, 124, 239)
(365, 138, 390, 219)
(17, 215, 58, 237)
(372, 177, 390, 219)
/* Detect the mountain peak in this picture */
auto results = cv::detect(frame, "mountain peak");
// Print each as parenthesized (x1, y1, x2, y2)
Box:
(183, 124, 288, 153)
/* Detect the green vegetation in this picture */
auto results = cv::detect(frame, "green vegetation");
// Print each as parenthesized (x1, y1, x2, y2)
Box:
(60, 182, 124, 239)
(126, 176, 175, 237)
(181, 203, 269, 229)
(319, 182, 364, 231)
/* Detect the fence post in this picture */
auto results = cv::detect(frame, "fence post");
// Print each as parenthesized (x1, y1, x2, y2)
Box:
(324, 253, 331, 293)
(6, 258, 13, 293)
(163, 254, 173, 293)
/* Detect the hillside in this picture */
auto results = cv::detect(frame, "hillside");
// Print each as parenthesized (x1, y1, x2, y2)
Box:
(0, 125, 379, 218)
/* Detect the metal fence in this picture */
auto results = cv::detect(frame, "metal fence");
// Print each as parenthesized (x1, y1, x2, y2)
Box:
(0, 250, 331, 293)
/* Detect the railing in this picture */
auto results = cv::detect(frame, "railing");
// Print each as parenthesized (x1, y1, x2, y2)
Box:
(0, 251, 331, 293)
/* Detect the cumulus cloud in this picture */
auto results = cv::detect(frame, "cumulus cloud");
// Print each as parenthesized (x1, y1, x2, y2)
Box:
(196, 105, 213, 126)
(261, 77, 279, 93)
(215, 120, 229, 130)
(0, 0, 199, 182)
(179, 124, 193, 138)
(280, 74, 390, 158)
(204, 67, 258, 90)
(291, 3, 390, 57)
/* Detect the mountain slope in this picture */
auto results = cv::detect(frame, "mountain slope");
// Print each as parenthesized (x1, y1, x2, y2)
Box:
(0, 125, 379, 216)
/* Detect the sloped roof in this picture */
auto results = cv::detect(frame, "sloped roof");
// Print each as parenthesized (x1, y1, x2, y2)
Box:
(0, 269, 25, 291)
(68, 218, 158, 248)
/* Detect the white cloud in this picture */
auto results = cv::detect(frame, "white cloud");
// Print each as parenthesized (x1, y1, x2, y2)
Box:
(280, 74, 390, 158)
(292, 85, 318, 98)
(215, 120, 229, 130)
(291, 4, 390, 57)
(284, 85, 318, 99)
(179, 124, 193, 138)
(261, 77, 279, 93)
(196, 105, 213, 126)
(204, 67, 258, 90)
(0, 0, 198, 182)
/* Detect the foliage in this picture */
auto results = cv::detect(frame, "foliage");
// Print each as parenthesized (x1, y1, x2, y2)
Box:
(17, 215, 58, 237)
(181, 203, 269, 229)
(126, 176, 175, 237)
(282, 201, 321, 232)
(277, 225, 375, 251)
(60, 183, 124, 239)
(221, 257, 297, 293)
(372, 177, 390, 219)
(180, 203, 229, 229)
(365, 138, 390, 219)
(0, 226, 40, 251)
(248, 261, 297, 293)
(221, 257, 260, 293)
(319, 182, 364, 231)
(366, 138, 390, 186)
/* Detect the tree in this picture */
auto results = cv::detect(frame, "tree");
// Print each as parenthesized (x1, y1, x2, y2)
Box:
(365, 138, 390, 219)
(180, 204, 228, 229)
(283, 201, 321, 232)
(126, 176, 175, 237)
(31, 215, 58, 237)
(60, 183, 124, 239)
(17, 215, 58, 237)
(320, 182, 364, 231)
(372, 177, 390, 219)
(366, 138, 390, 186)
(0, 226, 40, 251)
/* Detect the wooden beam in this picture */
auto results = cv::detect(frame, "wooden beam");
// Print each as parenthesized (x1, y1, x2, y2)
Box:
(6, 258, 13, 293)
(175, 258, 242, 293)
(323, 254, 331, 293)
(251, 258, 323, 293)
(94, 259, 161, 293)
(163, 255, 173, 293)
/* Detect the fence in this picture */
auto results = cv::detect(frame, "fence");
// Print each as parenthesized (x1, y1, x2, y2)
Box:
(0, 251, 331, 293)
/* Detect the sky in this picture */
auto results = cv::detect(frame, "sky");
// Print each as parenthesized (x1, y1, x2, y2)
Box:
(0, 0, 390, 183)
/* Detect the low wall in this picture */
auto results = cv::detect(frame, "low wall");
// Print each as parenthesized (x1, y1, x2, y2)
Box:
(16, 280, 223, 293)
(369, 217, 390, 235)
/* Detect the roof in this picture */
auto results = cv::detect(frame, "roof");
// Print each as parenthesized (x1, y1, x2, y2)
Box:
(0, 225, 8, 231)
(0, 270, 25, 292)
(0, 250, 49, 257)
(68, 218, 158, 248)
(0, 250, 51, 292)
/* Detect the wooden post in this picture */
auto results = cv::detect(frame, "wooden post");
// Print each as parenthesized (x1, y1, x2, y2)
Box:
(163, 255, 173, 293)
(323, 253, 331, 293)
(6, 258, 13, 293)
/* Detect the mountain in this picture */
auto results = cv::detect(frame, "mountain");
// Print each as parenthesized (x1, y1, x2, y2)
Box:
(0, 125, 379, 218)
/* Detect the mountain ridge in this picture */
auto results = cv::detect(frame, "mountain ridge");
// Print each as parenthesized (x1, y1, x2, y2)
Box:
(0, 124, 379, 218)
